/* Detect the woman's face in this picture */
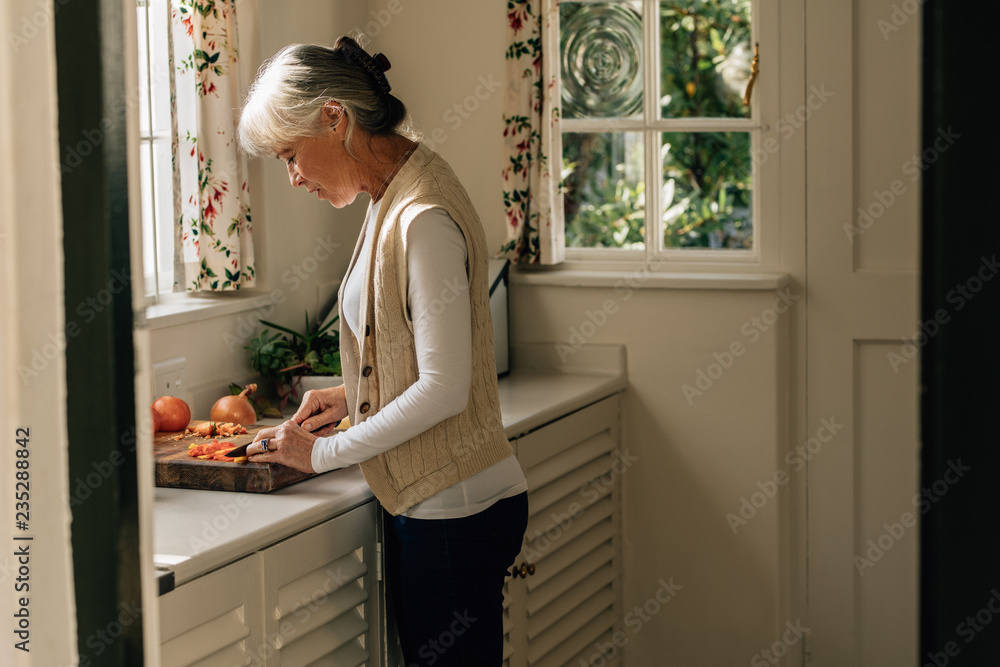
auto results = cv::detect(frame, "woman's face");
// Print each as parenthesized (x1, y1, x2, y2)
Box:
(274, 105, 362, 208)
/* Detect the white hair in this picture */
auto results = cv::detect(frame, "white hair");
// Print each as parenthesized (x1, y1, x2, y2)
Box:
(237, 38, 413, 158)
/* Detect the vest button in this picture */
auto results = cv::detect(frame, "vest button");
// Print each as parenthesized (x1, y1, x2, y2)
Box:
(365, 324, 371, 337)
(362, 366, 373, 377)
(360, 402, 371, 414)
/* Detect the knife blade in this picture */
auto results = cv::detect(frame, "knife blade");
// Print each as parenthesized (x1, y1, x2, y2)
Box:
(223, 442, 252, 458)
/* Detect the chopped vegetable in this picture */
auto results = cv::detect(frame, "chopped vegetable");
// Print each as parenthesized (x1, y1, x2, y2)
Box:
(186, 437, 248, 463)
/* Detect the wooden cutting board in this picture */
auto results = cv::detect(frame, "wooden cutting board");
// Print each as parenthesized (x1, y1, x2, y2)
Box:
(154, 421, 316, 493)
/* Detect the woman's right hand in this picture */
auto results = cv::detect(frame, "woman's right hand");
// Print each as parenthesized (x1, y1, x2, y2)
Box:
(291, 384, 349, 436)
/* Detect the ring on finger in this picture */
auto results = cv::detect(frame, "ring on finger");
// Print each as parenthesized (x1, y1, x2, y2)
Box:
(260, 438, 269, 453)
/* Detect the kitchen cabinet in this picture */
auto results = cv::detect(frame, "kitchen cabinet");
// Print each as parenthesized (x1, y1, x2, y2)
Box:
(259, 500, 382, 666)
(502, 394, 624, 667)
(159, 555, 263, 667)
(159, 500, 382, 666)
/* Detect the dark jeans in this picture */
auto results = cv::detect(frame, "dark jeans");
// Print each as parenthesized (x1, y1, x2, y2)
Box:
(383, 492, 528, 667)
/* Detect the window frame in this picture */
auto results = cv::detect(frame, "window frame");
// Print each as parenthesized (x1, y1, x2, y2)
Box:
(559, 0, 780, 272)
(136, 0, 175, 301)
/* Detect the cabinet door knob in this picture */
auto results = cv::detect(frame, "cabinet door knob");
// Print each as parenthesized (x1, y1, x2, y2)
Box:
(507, 561, 537, 579)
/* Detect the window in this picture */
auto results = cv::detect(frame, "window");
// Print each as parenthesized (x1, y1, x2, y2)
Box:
(560, 0, 772, 264)
(136, 0, 174, 297)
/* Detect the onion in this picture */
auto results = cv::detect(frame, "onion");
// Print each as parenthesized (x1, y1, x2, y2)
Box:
(153, 396, 191, 432)
(211, 383, 257, 425)
(151, 407, 163, 434)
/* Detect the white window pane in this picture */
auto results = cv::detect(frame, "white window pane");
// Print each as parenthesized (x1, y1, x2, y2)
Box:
(149, 0, 172, 134)
(139, 140, 157, 296)
(136, 2, 151, 136)
(153, 139, 175, 293)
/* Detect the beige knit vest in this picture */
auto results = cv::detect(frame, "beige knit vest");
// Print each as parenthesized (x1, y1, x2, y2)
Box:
(337, 143, 513, 515)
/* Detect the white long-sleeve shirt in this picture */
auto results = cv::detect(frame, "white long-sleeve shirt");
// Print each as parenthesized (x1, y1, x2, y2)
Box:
(310, 201, 527, 518)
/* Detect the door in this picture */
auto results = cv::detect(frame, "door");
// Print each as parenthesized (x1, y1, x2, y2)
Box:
(805, 0, 921, 664)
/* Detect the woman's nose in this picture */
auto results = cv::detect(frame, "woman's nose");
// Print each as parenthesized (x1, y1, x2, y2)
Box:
(288, 164, 305, 188)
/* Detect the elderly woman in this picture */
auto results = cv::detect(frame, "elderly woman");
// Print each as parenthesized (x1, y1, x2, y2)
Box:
(236, 36, 528, 666)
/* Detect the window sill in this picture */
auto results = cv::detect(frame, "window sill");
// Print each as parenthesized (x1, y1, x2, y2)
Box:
(509, 267, 790, 291)
(139, 293, 269, 331)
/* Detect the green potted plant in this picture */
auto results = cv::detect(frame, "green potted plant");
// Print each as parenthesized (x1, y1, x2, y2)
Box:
(246, 311, 342, 409)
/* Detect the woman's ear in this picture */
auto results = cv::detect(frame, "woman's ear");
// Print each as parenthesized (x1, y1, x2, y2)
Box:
(322, 101, 344, 128)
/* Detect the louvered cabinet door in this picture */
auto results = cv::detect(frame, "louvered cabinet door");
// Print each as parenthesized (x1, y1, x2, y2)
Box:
(509, 395, 624, 667)
(259, 501, 381, 667)
(502, 578, 517, 667)
(160, 555, 263, 667)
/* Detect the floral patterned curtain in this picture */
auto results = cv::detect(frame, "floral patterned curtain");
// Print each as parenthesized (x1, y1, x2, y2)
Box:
(169, 0, 254, 291)
(500, 0, 565, 265)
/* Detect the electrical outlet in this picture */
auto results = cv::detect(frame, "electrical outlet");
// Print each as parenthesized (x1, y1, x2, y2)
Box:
(152, 357, 188, 400)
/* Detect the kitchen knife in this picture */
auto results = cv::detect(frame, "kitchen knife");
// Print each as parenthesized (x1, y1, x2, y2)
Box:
(223, 420, 342, 457)
(223, 441, 252, 458)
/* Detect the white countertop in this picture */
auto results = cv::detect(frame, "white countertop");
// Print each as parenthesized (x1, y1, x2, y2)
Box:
(153, 344, 626, 588)
(154, 466, 372, 587)
(498, 369, 626, 439)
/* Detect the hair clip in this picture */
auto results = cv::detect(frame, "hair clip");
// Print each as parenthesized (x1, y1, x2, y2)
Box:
(372, 53, 391, 72)
(340, 42, 392, 96)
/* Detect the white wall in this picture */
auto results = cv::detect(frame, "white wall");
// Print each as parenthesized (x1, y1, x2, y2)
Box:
(511, 283, 792, 663)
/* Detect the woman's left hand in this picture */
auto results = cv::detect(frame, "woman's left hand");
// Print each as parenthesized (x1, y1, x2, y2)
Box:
(246, 420, 318, 473)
